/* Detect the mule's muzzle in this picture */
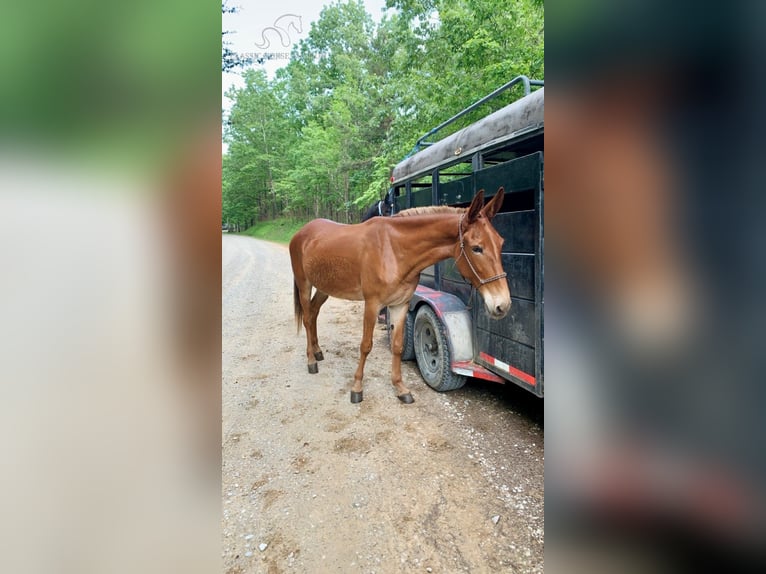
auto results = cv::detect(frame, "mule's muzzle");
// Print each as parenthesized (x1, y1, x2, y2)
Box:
(490, 305, 511, 319)
(488, 300, 511, 320)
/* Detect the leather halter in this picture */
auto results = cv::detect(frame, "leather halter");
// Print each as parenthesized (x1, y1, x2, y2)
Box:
(455, 214, 508, 286)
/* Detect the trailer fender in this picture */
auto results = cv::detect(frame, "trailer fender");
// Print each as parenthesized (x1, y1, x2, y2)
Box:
(409, 285, 473, 362)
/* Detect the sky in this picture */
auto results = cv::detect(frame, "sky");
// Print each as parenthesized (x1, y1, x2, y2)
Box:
(222, 0, 390, 115)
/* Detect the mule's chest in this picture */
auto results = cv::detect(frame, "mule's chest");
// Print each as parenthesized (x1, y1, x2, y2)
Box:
(378, 277, 419, 307)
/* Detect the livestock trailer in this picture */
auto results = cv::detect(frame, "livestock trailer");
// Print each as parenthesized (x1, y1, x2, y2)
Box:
(387, 76, 544, 398)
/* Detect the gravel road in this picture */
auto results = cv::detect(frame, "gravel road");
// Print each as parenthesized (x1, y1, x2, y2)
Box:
(222, 234, 544, 573)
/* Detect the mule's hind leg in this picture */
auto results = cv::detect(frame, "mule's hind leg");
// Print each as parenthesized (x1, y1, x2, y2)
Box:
(350, 301, 379, 403)
(309, 290, 329, 361)
(296, 280, 320, 374)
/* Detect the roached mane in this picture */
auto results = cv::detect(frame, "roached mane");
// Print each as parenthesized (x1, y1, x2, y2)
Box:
(393, 206, 466, 217)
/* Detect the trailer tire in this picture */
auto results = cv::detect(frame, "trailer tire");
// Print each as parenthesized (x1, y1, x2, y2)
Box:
(413, 306, 466, 391)
(387, 308, 415, 361)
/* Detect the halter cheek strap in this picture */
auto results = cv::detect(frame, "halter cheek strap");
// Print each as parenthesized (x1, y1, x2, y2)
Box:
(455, 214, 508, 286)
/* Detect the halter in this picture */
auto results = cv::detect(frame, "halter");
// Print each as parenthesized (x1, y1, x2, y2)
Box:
(455, 214, 508, 286)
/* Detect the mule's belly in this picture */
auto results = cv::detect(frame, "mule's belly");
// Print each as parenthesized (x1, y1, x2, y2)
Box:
(304, 256, 364, 300)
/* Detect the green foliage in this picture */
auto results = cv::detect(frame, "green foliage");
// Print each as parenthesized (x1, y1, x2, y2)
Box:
(223, 0, 543, 227)
(240, 218, 310, 244)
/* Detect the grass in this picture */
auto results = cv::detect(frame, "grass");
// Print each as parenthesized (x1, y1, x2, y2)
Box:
(240, 217, 308, 244)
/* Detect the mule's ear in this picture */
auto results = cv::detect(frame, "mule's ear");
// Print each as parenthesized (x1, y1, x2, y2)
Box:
(466, 190, 485, 223)
(481, 187, 505, 220)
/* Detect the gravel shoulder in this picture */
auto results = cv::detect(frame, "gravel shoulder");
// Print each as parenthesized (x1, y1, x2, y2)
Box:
(222, 234, 544, 573)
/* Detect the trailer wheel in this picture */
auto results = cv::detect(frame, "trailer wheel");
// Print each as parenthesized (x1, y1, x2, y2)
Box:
(413, 306, 466, 391)
(386, 308, 415, 361)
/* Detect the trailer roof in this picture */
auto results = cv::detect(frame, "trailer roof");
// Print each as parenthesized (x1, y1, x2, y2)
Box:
(392, 87, 544, 184)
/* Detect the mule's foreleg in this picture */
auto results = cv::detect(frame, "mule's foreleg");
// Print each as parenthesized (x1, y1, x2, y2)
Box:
(387, 304, 413, 403)
(309, 290, 329, 361)
(350, 302, 379, 403)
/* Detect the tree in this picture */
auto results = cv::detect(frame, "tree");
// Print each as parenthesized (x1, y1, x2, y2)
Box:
(223, 70, 289, 225)
(222, 2, 253, 72)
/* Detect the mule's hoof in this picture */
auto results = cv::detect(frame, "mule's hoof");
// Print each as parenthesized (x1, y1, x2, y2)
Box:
(350, 390, 363, 403)
(397, 393, 414, 404)
(308, 363, 318, 374)
(314, 351, 324, 361)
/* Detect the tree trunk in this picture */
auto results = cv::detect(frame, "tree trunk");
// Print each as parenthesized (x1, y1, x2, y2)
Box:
(343, 171, 350, 224)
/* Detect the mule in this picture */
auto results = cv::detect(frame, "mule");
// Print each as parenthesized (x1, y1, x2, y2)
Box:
(360, 196, 393, 222)
(289, 188, 510, 403)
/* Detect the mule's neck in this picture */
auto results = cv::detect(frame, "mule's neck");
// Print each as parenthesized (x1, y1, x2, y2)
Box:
(389, 213, 460, 277)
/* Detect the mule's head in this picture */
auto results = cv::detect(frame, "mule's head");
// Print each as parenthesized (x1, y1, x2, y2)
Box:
(381, 197, 393, 217)
(454, 188, 511, 319)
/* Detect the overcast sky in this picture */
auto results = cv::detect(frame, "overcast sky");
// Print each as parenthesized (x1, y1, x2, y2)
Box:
(223, 0, 390, 114)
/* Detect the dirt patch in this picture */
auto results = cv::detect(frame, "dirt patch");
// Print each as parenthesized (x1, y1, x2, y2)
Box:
(333, 436, 369, 454)
(261, 489, 284, 510)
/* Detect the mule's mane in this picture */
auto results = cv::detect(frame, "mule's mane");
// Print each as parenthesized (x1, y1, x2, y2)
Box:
(394, 206, 465, 217)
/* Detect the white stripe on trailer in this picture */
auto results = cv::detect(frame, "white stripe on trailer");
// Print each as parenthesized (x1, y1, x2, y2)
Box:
(493, 357, 510, 372)
(453, 367, 475, 377)
(479, 351, 536, 387)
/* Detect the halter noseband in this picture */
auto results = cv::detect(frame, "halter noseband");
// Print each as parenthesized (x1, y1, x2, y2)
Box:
(455, 214, 508, 286)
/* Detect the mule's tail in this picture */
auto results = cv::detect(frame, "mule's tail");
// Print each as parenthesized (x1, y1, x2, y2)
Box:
(293, 280, 303, 334)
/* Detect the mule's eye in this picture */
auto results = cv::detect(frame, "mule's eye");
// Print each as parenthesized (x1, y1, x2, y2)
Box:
(472, 246, 483, 254)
